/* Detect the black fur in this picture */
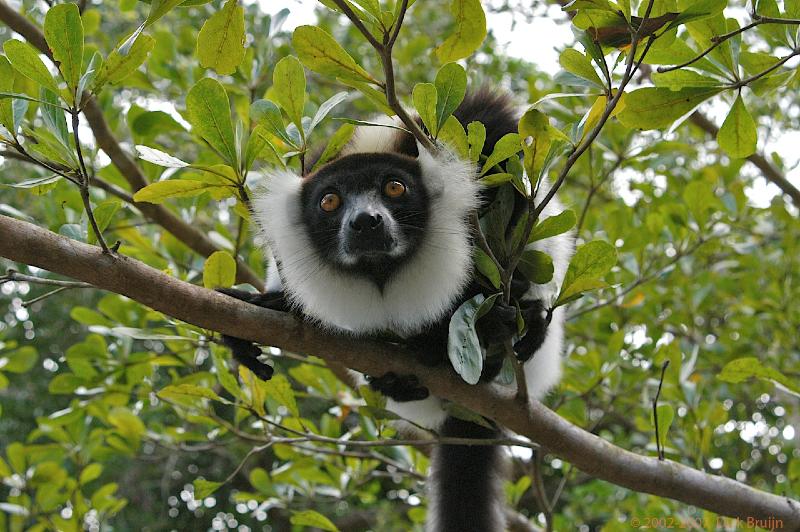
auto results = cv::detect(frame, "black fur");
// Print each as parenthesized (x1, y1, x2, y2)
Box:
(433, 417, 504, 532)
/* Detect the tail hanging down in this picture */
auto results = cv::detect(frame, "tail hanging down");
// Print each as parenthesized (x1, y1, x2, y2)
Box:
(427, 417, 506, 532)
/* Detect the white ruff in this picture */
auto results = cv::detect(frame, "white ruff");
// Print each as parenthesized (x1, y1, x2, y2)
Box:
(252, 146, 480, 336)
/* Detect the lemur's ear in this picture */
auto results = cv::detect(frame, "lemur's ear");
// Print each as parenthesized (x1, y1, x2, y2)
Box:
(394, 129, 420, 158)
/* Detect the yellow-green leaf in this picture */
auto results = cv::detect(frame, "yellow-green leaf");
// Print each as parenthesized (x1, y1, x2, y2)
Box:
(133, 180, 222, 203)
(717, 94, 757, 159)
(291, 510, 339, 532)
(412, 82, 437, 136)
(264, 374, 299, 417)
(293, 25, 374, 84)
(186, 78, 237, 165)
(3, 40, 61, 94)
(95, 34, 155, 89)
(203, 251, 236, 289)
(555, 240, 616, 307)
(197, 0, 246, 75)
(559, 48, 603, 87)
(272, 56, 306, 134)
(434, 62, 467, 132)
(617, 87, 721, 130)
(481, 132, 521, 175)
(44, 3, 84, 91)
(435, 0, 487, 63)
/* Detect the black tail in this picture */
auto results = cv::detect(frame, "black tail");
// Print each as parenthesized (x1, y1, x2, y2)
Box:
(429, 417, 505, 532)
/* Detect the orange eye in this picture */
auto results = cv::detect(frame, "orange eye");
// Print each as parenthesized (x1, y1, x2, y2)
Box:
(320, 193, 341, 212)
(384, 180, 406, 198)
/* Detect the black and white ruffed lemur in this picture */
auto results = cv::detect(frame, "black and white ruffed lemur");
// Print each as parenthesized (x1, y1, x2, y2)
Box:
(219, 90, 574, 532)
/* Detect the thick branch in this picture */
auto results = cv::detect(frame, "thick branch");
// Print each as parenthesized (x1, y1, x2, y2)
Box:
(689, 112, 800, 206)
(0, 214, 797, 528)
(0, 0, 264, 289)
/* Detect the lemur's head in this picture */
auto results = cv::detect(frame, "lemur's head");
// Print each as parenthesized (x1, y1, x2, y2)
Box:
(299, 152, 429, 284)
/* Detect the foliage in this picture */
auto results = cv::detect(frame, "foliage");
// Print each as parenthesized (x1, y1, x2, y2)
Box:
(0, 0, 798, 530)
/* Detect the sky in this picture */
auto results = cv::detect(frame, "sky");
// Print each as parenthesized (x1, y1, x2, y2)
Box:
(257, 0, 799, 208)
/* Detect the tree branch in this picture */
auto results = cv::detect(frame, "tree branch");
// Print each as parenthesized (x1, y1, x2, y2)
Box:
(0, 214, 797, 528)
(0, 0, 264, 289)
(688, 112, 800, 207)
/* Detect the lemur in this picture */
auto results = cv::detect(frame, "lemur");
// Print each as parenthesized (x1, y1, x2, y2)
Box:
(219, 90, 574, 531)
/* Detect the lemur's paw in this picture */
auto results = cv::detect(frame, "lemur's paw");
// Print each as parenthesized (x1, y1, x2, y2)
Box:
(478, 301, 519, 345)
(367, 372, 429, 402)
(223, 335, 274, 381)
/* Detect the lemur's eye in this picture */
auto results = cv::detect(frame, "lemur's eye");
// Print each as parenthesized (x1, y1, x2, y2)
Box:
(320, 193, 341, 212)
(384, 180, 406, 198)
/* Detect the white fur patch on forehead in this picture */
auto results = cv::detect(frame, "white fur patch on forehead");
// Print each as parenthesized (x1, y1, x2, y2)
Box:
(340, 116, 404, 155)
(251, 147, 481, 336)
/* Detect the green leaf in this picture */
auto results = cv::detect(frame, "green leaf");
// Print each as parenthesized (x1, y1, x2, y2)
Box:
(293, 25, 375, 84)
(467, 120, 486, 163)
(186, 78, 237, 165)
(133, 180, 225, 203)
(0, 346, 37, 373)
(433, 63, 467, 133)
(158, 383, 224, 402)
(682, 180, 720, 225)
(203, 251, 236, 289)
(437, 115, 468, 157)
(517, 250, 554, 284)
(529, 209, 577, 243)
(478, 172, 514, 187)
(617, 87, 722, 130)
(250, 99, 296, 147)
(264, 374, 299, 417)
(3, 40, 61, 94)
(718, 357, 799, 395)
(249, 467, 272, 494)
(651, 70, 724, 90)
(481, 133, 521, 175)
(272, 56, 306, 135)
(44, 3, 84, 91)
(290, 510, 339, 532)
(193, 479, 222, 499)
(555, 240, 617, 307)
(435, 0, 487, 63)
(196, 0, 246, 75)
(312, 123, 355, 170)
(717, 95, 757, 159)
(79, 464, 103, 484)
(518, 109, 569, 183)
(89, 201, 120, 245)
(559, 49, 603, 88)
(473, 248, 501, 288)
(0, 57, 16, 135)
(145, 0, 185, 27)
(95, 34, 155, 89)
(412, 82, 438, 136)
(653, 404, 674, 452)
(448, 293, 500, 384)
(306, 90, 348, 137)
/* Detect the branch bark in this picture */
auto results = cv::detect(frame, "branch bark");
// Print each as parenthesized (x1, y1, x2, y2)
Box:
(0, 0, 264, 290)
(689, 112, 800, 207)
(0, 214, 798, 528)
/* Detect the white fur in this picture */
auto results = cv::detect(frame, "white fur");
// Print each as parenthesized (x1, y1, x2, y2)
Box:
(252, 143, 480, 337)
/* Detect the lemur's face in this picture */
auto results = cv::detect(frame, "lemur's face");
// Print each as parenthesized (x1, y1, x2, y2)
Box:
(300, 152, 430, 285)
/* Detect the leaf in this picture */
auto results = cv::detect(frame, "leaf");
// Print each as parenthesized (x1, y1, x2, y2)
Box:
(0, 346, 37, 373)
(0, 57, 16, 134)
(481, 133, 521, 175)
(718, 357, 799, 395)
(196, 0, 245, 75)
(95, 34, 155, 89)
(291, 510, 339, 532)
(44, 3, 84, 91)
(559, 49, 603, 88)
(653, 404, 674, 452)
(193, 479, 222, 499)
(437, 115, 468, 157)
(473, 248, 500, 288)
(292, 25, 374, 84)
(518, 109, 569, 182)
(158, 383, 223, 402)
(651, 70, 724, 90)
(529, 209, 577, 242)
(448, 293, 498, 384)
(306, 91, 348, 137)
(90, 201, 120, 244)
(249, 467, 272, 494)
(312, 123, 355, 170)
(717, 95, 757, 159)
(617, 87, 721, 130)
(435, 0, 487, 63)
(203, 251, 236, 289)
(467, 120, 486, 162)
(412, 82, 438, 136)
(3, 40, 61, 94)
(145, 0, 185, 27)
(682, 180, 720, 225)
(79, 463, 103, 484)
(186, 78, 237, 165)
(135, 145, 190, 167)
(433, 63, 467, 133)
(133, 180, 224, 203)
(272, 56, 306, 135)
(555, 240, 617, 307)
(517, 250, 554, 284)
(250, 99, 296, 147)
(264, 374, 299, 417)
(478, 172, 514, 187)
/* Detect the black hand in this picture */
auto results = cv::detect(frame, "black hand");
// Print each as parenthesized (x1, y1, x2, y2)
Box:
(367, 372, 429, 402)
(477, 301, 518, 346)
(514, 301, 551, 362)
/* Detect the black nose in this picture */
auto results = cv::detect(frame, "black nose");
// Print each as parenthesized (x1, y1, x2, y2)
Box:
(350, 211, 383, 233)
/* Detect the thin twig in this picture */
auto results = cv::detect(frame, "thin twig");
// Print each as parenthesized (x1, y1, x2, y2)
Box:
(652, 360, 670, 461)
(531, 450, 553, 532)
(0, 269, 93, 289)
(72, 111, 110, 253)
